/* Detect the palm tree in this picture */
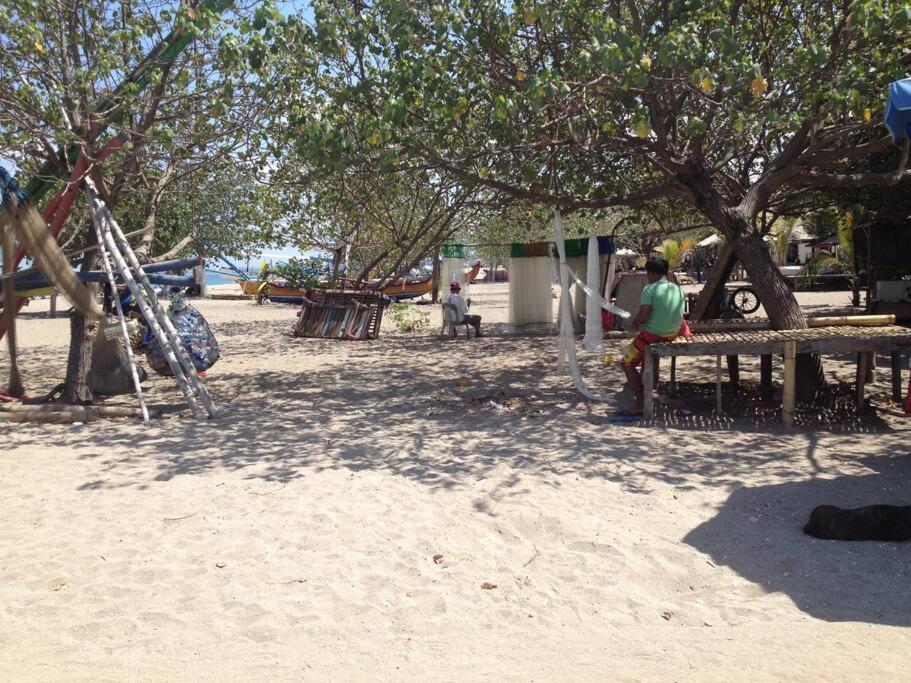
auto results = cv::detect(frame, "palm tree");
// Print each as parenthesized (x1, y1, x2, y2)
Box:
(804, 212, 858, 304)
(659, 237, 697, 272)
(768, 217, 798, 267)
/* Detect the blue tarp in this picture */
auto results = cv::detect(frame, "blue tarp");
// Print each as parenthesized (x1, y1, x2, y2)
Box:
(885, 78, 911, 144)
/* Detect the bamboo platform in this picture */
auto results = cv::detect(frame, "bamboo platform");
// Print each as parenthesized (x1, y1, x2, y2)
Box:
(642, 325, 911, 426)
(650, 324, 911, 357)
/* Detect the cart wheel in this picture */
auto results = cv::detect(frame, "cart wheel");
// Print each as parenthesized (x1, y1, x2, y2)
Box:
(730, 286, 760, 314)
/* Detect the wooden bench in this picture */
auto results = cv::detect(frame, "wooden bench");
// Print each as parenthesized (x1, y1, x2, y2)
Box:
(642, 325, 911, 425)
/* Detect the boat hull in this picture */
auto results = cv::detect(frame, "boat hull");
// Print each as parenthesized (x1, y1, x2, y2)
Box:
(380, 277, 432, 300)
(240, 275, 433, 303)
(239, 280, 307, 304)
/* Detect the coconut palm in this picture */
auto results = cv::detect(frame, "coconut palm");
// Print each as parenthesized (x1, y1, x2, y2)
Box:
(804, 212, 858, 301)
(768, 218, 798, 267)
(659, 237, 697, 271)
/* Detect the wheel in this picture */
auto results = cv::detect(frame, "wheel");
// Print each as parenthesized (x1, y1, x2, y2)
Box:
(730, 286, 760, 314)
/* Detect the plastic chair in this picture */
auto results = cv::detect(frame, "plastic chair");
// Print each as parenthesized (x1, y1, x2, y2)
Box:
(440, 303, 472, 338)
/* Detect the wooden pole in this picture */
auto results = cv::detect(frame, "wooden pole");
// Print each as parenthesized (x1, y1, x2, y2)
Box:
(669, 356, 677, 397)
(194, 264, 207, 298)
(715, 355, 723, 415)
(1, 216, 24, 398)
(760, 354, 773, 400)
(0, 404, 159, 423)
(806, 314, 895, 327)
(690, 243, 736, 320)
(726, 355, 740, 391)
(891, 351, 902, 403)
(782, 341, 796, 427)
(643, 347, 654, 419)
(864, 351, 875, 384)
(856, 352, 868, 412)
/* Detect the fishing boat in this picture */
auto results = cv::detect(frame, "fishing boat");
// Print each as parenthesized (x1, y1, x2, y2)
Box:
(374, 261, 480, 300)
(379, 275, 433, 301)
(231, 260, 477, 305)
(238, 279, 309, 305)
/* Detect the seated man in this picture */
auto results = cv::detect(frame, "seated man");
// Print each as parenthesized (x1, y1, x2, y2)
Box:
(621, 257, 684, 414)
(442, 281, 482, 337)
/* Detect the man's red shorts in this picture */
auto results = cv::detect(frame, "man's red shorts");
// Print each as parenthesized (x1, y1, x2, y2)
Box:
(622, 331, 677, 367)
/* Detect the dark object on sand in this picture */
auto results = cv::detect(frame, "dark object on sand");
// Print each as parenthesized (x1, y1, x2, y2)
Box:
(804, 504, 911, 542)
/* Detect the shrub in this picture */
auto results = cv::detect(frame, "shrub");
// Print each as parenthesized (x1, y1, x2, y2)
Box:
(389, 303, 429, 332)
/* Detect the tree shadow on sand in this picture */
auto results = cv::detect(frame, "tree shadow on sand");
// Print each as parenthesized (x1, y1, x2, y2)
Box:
(684, 453, 911, 626)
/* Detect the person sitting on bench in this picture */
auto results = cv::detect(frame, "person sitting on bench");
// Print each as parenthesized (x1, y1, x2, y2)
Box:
(621, 257, 684, 415)
(442, 281, 483, 337)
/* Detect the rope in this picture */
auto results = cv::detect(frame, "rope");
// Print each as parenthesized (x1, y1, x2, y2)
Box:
(563, 264, 631, 319)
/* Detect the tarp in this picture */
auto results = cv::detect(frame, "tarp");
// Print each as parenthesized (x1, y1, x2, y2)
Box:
(885, 78, 911, 144)
(698, 234, 723, 247)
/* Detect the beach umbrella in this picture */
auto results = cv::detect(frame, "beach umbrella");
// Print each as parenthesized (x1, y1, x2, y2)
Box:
(885, 78, 911, 143)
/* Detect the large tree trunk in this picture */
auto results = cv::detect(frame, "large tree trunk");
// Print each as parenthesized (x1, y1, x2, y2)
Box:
(329, 247, 342, 288)
(2, 221, 24, 397)
(133, 163, 173, 263)
(430, 246, 442, 303)
(61, 250, 100, 405)
(706, 203, 829, 403)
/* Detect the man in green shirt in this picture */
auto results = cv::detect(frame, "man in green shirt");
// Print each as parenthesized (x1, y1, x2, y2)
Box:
(621, 257, 685, 415)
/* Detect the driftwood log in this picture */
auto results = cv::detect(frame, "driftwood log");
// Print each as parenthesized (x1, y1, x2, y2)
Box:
(0, 404, 160, 424)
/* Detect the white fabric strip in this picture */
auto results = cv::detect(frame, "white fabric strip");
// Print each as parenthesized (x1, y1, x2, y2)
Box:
(553, 210, 614, 402)
(583, 236, 603, 353)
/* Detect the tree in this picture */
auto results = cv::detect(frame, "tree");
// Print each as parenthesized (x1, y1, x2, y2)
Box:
(263, 142, 484, 286)
(0, 0, 269, 402)
(115, 159, 277, 263)
(257, 0, 911, 399)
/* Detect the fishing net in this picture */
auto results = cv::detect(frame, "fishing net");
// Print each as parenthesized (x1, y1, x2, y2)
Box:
(508, 250, 554, 331)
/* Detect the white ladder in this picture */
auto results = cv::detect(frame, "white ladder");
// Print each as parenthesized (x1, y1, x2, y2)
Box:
(85, 179, 217, 419)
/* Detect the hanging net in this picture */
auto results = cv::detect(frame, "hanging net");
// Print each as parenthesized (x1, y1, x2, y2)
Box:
(508, 241, 554, 331)
(440, 244, 470, 297)
(553, 211, 630, 401)
(583, 236, 604, 353)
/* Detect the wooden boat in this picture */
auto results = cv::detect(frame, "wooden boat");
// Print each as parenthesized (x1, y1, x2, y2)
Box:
(378, 262, 480, 299)
(239, 279, 308, 305)
(379, 276, 432, 301)
(241, 262, 472, 304)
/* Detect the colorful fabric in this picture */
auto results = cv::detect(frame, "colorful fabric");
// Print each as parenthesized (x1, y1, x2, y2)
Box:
(510, 237, 615, 259)
(640, 277, 684, 336)
(144, 296, 220, 375)
(622, 330, 677, 367)
(441, 244, 467, 258)
(510, 241, 552, 258)
(551, 236, 615, 258)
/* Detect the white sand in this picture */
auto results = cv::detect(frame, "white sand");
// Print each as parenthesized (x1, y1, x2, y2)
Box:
(1, 285, 910, 679)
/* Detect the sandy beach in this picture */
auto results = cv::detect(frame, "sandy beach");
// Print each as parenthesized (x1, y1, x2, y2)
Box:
(2, 283, 910, 679)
